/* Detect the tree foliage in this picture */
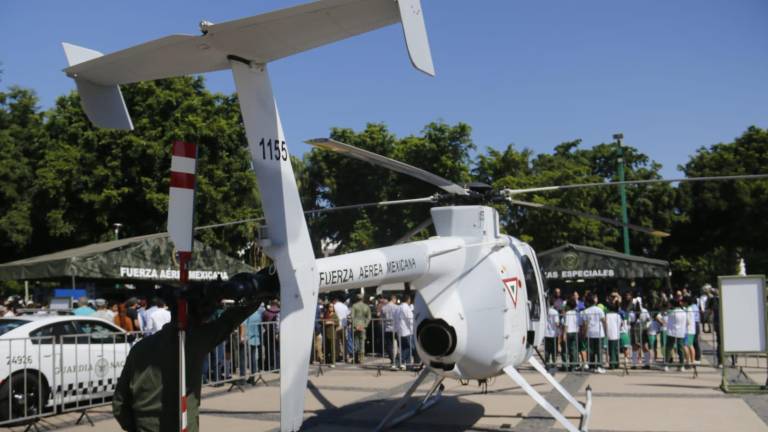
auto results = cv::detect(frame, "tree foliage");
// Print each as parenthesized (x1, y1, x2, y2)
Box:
(302, 122, 474, 253)
(0, 87, 46, 261)
(474, 140, 676, 256)
(0, 74, 764, 290)
(669, 126, 768, 286)
(3, 77, 260, 261)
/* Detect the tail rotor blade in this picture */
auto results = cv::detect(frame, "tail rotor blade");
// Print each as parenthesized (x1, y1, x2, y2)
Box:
(168, 141, 198, 256)
(167, 140, 198, 432)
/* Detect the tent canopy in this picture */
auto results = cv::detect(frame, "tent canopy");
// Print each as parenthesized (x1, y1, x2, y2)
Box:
(0, 233, 255, 282)
(538, 243, 669, 281)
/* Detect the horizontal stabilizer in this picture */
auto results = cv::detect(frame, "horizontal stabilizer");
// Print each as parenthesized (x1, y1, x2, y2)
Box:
(62, 0, 433, 88)
(62, 43, 133, 130)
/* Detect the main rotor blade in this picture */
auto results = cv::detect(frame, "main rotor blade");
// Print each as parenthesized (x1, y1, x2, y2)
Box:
(507, 199, 670, 238)
(503, 173, 768, 196)
(304, 196, 438, 215)
(193, 196, 438, 231)
(394, 218, 434, 244)
(306, 138, 469, 196)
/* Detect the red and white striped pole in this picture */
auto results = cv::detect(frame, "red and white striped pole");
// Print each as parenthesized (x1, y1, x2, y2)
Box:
(168, 141, 197, 432)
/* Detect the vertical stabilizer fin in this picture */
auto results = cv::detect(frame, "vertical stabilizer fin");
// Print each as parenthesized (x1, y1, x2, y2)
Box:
(62, 43, 134, 130)
(230, 60, 318, 432)
(397, 0, 435, 76)
(62, 42, 103, 65)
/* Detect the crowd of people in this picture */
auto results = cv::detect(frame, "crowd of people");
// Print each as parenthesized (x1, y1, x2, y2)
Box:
(543, 285, 719, 373)
(0, 289, 421, 387)
(1, 283, 724, 381)
(314, 293, 418, 371)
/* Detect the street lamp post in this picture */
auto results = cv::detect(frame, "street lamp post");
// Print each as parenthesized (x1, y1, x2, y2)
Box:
(614, 133, 631, 255)
(113, 222, 123, 240)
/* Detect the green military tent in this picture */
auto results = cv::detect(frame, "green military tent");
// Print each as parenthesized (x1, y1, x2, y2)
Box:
(0, 233, 255, 283)
(538, 243, 670, 282)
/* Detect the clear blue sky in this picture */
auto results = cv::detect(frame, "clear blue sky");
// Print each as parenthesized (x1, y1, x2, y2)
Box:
(2, 0, 767, 178)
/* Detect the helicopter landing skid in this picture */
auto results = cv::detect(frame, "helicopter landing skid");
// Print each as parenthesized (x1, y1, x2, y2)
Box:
(504, 356, 592, 432)
(374, 367, 445, 432)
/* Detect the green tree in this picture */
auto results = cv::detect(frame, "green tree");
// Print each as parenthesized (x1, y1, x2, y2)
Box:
(476, 139, 675, 256)
(669, 126, 768, 286)
(0, 86, 46, 262)
(303, 122, 475, 253)
(32, 76, 260, 257)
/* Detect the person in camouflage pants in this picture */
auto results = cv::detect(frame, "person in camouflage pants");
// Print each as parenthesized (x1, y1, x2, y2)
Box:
(350, 294, 372, 364)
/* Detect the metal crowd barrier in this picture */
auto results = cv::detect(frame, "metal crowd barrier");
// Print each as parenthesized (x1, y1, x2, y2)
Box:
(0, 329, 143, 428)
(4, 304, 730, 427)
(56, 330, 135, 422)
(538, 308, 710, 374)
(202, 321, 280, 389)
(1, 313, 424, 427)
(0, 336, 57, 427)
(309, 317, 420, 371)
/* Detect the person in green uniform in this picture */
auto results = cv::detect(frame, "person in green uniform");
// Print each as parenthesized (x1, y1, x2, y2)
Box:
(350, 294, 372, 364)
(112, 272, 278, 432)
(322, 302, 339, 366)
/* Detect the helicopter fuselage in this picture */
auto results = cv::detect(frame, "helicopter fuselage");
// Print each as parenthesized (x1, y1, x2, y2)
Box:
(316, 205, 547, 380)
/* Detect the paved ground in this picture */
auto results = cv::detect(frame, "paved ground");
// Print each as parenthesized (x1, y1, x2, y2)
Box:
(6, 333, 767, 432)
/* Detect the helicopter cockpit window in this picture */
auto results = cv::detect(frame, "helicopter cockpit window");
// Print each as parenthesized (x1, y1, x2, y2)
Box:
(521, 255, 541, 321)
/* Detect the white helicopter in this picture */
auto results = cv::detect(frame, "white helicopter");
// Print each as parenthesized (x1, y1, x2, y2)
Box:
(62, 0, 433, 430)
(60, 1, 768, 431)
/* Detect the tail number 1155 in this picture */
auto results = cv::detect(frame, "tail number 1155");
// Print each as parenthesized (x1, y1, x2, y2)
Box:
(258, 138, 288, 161)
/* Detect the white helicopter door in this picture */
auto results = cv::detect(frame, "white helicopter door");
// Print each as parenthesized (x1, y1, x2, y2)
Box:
(520, 252, 546, 348)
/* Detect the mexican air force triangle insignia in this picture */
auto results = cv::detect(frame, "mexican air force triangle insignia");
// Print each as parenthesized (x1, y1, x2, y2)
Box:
(502, 277, 521, 307)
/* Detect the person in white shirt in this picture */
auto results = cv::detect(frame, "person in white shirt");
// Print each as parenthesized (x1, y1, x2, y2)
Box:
(659, 304, 669, 363)
(683, 296, 697, 369)
(605, 302, 622, 369)
(665, 299, 687, 371)
(544, 305, 560, 369)
(581, 294, 606, 373)
(380, 295, 400, 368)
(563, 298, 582, 370)
(630, 302, 652, 369)
(332, 297, 351, 362)
(146, 298, 172, 335)
(394, 294, 414, 370)
(93, 299, 116, 322)
(691, 299, 702, 364)
(648, 307, 665, 365)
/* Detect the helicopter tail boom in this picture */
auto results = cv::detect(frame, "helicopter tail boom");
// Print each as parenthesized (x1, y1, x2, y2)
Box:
(231, 61, 318, 432)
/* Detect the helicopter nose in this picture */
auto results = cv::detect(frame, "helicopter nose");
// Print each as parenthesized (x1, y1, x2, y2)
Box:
(417, 319, 457, 358)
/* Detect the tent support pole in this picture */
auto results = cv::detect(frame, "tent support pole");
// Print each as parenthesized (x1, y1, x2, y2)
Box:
(24, 280, 29, 303)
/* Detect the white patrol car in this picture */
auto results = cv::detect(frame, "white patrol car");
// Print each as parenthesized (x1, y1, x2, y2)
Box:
(0, 315, 131, 423)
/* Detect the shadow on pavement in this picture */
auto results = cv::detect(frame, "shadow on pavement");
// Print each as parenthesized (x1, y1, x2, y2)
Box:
(301, 395, 485, 431)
